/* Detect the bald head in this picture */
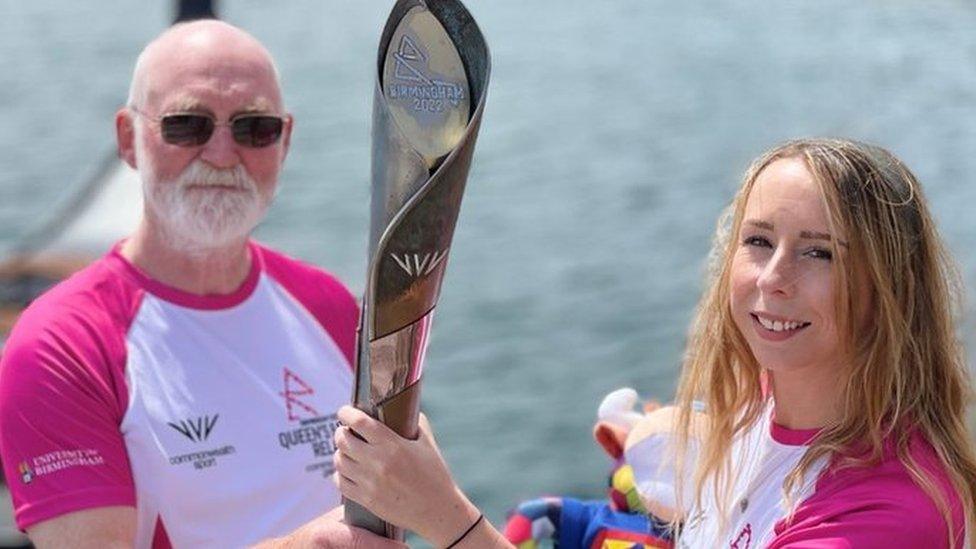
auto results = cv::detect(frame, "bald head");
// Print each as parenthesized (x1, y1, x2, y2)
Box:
(127, 20, 283, 111)
(116, 19, 293, 252)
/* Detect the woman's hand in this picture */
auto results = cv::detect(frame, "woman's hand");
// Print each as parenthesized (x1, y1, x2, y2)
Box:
(334, 406, 481, 547)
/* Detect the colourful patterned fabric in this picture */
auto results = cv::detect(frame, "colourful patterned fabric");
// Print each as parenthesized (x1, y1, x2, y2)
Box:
(503, 496, 672, 549)
(608, 462, 645, 514)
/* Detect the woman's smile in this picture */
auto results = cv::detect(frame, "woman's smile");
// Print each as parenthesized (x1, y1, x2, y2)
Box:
(750, 312, 811, 341)
(749, 311, 810, 341)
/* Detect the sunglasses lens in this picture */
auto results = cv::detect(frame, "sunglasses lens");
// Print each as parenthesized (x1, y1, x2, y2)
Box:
(161, 115, 214, 146)
(232, 116, 284, 148)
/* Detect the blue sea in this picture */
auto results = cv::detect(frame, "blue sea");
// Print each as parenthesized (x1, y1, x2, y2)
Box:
(2, 1, 976, 544)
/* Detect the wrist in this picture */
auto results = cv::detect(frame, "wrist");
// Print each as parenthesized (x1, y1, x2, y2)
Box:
(451, 515, 511, 549)
(424, 487, 481, 548)
(445, 513, 484, 549)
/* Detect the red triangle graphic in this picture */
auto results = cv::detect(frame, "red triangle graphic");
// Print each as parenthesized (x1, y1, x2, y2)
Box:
(152, 515, 173, 549)
(280, 367, 319, 421)
(283, 367, 315, 396)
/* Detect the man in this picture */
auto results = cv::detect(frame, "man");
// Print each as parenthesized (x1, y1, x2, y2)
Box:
(0, 20, 401, 548)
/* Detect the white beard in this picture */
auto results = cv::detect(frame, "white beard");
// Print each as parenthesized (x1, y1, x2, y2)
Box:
(140, 158, 272, 253)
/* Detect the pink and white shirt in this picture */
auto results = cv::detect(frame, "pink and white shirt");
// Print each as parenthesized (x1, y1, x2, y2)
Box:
(0, 241, 358, 548)
(674, 406, 967, 548)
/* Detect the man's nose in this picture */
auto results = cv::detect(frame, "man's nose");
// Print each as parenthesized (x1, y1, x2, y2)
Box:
(756, 248, 795, 297)
(199, 125, 241, 169)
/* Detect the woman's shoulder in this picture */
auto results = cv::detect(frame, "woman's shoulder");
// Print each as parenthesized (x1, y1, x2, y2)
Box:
(769, 430, 965, 548)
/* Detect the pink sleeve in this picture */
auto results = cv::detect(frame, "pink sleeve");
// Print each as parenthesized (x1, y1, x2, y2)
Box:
(257, 243, 360, 368)
(0, 266, 139, 530)
(769, 436, 966, 549)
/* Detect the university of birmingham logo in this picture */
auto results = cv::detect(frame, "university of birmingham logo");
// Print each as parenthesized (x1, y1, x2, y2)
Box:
(18, 462, 32, 484)
(168, 415, 219, 443)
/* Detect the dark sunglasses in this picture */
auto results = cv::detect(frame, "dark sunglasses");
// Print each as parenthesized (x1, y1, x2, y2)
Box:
(130, 106, 286, 148)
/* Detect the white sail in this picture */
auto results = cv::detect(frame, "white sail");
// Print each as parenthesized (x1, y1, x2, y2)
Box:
(38, 156, 142, 256)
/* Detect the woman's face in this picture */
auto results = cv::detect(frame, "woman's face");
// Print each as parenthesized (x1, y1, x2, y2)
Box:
(729, 158, 848, 378)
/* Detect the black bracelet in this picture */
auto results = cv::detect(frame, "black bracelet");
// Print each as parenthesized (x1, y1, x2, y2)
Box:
(444, 513, 484, 549)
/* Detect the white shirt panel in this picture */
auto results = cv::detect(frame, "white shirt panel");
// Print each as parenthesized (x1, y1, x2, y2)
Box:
(121, 274, 352, 548)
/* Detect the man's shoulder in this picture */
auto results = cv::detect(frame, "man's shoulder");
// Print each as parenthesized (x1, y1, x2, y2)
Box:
(254, 242, 356, 309)
(3, 254, 141, 370)
(0, 254, 135, 422)
(253, 242, 358, 365)
(14, 253, 142, 333)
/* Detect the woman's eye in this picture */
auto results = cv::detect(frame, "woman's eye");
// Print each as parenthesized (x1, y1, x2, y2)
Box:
(805, 247, 833, 261)
(742, 235, 772, 248)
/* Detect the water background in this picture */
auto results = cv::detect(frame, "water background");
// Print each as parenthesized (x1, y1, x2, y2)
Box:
(2, 0, 976, 543)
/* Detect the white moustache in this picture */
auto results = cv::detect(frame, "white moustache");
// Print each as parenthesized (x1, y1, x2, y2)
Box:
(176, 161, 257, 192)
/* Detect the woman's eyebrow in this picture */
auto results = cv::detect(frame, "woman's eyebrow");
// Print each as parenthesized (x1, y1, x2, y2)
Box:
(801, 230, 849, 248)
(746, 220, 848, 247)
(799, 230, 832, 241)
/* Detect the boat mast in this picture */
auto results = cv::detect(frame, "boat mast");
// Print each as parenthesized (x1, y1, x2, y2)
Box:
(175, 0, 217, 23)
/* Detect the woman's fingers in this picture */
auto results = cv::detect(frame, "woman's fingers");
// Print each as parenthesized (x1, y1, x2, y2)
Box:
(335, 446, 371, 484)
(337, 405, 397, 444)
(334, 459, 388, 521)
(335, 470, 366, 504)
(334, 424, 368, 463)
(334, 426, 383, 502)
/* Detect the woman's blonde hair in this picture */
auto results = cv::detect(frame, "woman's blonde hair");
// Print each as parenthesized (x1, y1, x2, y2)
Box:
(673, 138, 976, 545)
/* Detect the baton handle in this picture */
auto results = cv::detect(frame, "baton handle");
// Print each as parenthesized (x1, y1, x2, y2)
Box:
(344, 382, 423, 540)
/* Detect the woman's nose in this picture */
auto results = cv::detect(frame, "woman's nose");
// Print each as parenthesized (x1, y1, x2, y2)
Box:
(756, 248, 795, 297)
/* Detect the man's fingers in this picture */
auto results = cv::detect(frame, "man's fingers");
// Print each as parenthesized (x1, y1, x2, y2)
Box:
(348, 527, 408, 549)
(300, 503, 408, 549)
(323, 504, 344, 521)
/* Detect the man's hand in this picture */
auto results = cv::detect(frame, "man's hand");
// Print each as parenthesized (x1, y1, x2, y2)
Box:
(254, 506, 406, 549)
(27, 506, 136, 549)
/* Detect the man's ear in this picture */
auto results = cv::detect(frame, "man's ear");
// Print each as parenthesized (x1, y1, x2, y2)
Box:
(280, 113, 294, 163)
(116, 108, 138, 169)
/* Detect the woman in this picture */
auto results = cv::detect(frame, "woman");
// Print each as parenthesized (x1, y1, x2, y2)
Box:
(335, 138, 976, 548)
